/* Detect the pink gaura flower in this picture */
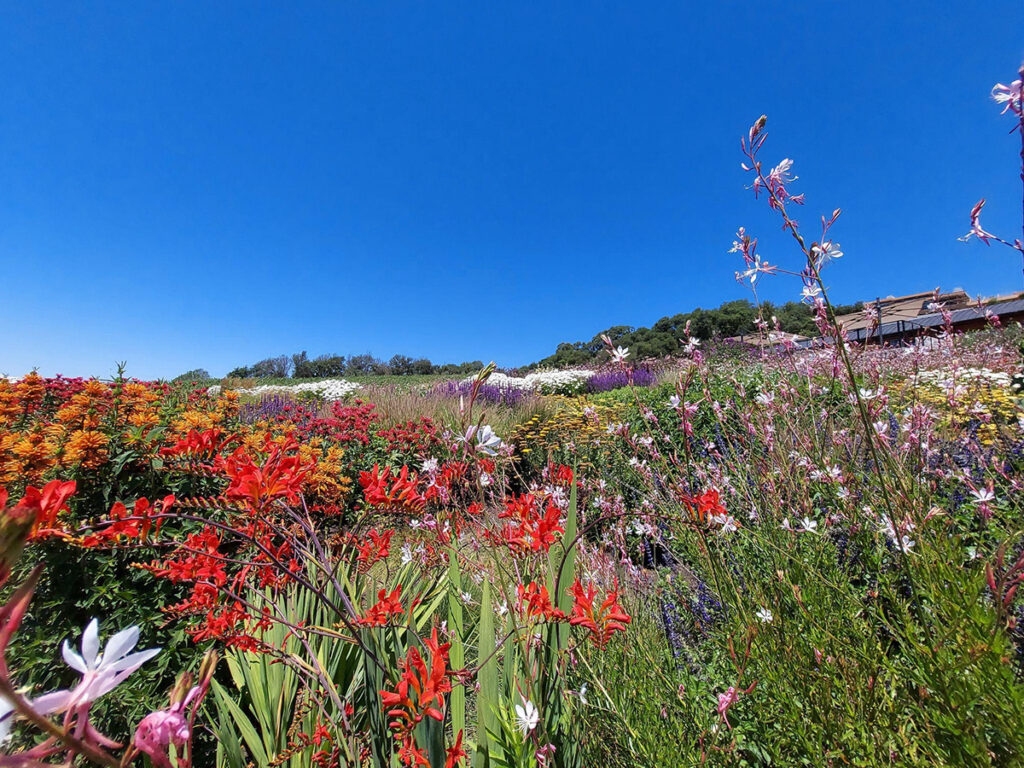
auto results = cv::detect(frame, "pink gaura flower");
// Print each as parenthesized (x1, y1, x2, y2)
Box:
(991, 79, 1022, 115)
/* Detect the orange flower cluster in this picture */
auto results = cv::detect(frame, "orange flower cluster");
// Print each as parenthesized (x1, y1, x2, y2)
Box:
(379, 627, 457, 767)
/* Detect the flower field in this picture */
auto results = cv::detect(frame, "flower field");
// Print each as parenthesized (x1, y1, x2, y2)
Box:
(3, 71, 1024, 768)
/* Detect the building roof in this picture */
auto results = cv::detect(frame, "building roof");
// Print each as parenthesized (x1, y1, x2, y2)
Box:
(834, 289, 971, 333)
(797, 296, 1024, 347)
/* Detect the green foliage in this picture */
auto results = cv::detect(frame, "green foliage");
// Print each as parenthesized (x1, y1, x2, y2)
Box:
(534, 298, 862, 367)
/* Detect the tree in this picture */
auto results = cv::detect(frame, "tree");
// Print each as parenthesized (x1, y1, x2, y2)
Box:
(172, 368, 211, 382)
(388, 354, 414, 375)
(410, 358, 434, 375)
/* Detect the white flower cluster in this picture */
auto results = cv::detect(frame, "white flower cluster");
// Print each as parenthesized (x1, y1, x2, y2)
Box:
(469, 369, 595, 395)
(912, 367, 1013, 389)
(219, 379, 363, 401)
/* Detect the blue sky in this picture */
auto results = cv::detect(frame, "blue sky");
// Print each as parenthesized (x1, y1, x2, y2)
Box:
(2, 2, 1024, 379)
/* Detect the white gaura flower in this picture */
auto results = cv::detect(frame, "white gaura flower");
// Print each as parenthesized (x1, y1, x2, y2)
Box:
(755, 607, 774, 624)
(515, 698, 540, 736)
(610, 346, 630, 364)
(970, 488, 995, 505)
(798, 517, 818, 534)
(0, 696, 12, 746)
(467, 425, 503, 456)
(56, 619, 161, 710)
(578, 684, 588, 706)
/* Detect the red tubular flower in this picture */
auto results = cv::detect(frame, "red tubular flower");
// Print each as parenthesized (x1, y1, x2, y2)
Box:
(568, 579, 631, 648)
(218, 439, 312, 513)
(160, 428, 233, 458)
(359, 465, 428, 512)
(493, 494, 564, 554)
(517, 581, 566, 622)
(352, 528, 394, 572)
(379, 627, 453, 766)
(18, 479, 76, 537)
(359, 586, 405, 627)
(681, 487, 726, 523)
(445, 730, 467, 768)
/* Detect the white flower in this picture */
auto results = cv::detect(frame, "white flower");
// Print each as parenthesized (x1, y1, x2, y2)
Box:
(578, 684, 588, 706)
(667, 394, 681, 409)
(798, 517, 818, 533)
(421, 458, 439, 474)
(496, 601, 509, 617)
(515, 698, 540, 735)
(466, 425, 503, 456)
(55, 620, 160, 711)
(781, 518, 794, 531)
(610, 346, 630, 364)
(970, 488, 995, 505)
(755, 607, 773, 624)
(717, 515, 739, 535)
(479, 472, 493, 487)
(461, 591, 473, 604)
(0, 696, 12, 746)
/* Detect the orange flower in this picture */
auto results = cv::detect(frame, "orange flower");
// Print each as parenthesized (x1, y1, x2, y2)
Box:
(567, 579, 631, 648)
(62, 429, 109, 470)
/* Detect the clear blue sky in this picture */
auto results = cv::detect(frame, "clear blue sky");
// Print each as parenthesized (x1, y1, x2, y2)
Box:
(2, 2, 1024, 379)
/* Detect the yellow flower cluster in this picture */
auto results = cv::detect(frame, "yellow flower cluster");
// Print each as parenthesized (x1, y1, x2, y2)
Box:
(510, 396, 626, 456)
(892, 379, 1023, 445)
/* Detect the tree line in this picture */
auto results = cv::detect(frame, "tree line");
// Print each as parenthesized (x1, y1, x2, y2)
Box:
(225, 352, 485, 379)
(532, 298, 862, 368)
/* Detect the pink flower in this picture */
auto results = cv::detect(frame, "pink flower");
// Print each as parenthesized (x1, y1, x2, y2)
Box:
(962, 199, 996, 245)
(134, 691, 196, 768)
(991, 79, 1022, 115)
(716, 681, 756, 729)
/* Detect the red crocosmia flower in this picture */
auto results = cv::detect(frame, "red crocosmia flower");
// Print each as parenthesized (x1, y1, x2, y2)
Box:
(493, 495, 564, 554)
(568, 579, 631, 648)
(219, 439, 312, 513)
(359, 465, 428, 512)
(359, 586, 405, 627)
(78, 495, 174, 548)
(352, 528, 394, 572)
(549, 463, 574, 486)
(517, 581, 566, 622)
(19, 479, 76, 537)
(379, 627, 453, 766)
(160, 428, 232, 458)
(445, 730, 467, 768)
(682, 487, 726, 523)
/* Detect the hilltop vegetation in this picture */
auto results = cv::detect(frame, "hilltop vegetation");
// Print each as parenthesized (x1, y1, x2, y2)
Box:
(533, 297, 862, 367)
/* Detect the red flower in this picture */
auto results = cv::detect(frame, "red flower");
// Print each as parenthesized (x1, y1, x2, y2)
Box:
(359, 586, 405, 627)
(445, 730, 467, 768)
(359, 465, 427, 512)
(17, 479, 76, 537)
(568, 579, 631, 648)
(219, 439, 312, 513)
(352, 528, 395, 572)
(379, 627, 453, 766)
(517, 581, 566, 622)
(493, 494, 564, 554)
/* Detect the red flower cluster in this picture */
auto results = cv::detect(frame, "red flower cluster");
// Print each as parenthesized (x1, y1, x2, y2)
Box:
(359, 466, 427, 512)
(492, 494, 564, 554)
(379, 627, 456, 767)
(568, 578, 631, 648)
(18, 478, 77, 538)
(517, 581, 566, 622)
(359, 586, 405, 627)
(682, 487, 727, 524)
(351, 528, 395, 572)
(375, 418, 440, 456)
(160, 428, 233, 459)
(78, 495, 174, 547)
(218, 438, 312, 513)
